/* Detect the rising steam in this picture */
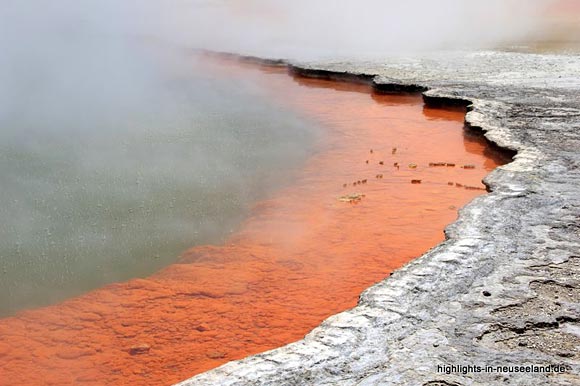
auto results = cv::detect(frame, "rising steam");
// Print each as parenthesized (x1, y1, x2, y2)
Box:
(166, 0, 557, 59)
(0, 0, 559, 314)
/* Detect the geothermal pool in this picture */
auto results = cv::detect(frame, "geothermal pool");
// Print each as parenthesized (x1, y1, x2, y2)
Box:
(0, 56, 510, 385)
(0, 56, 319, 316)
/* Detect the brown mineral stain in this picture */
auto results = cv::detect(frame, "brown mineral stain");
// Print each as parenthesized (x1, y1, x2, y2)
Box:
(0, 56, 511, 385)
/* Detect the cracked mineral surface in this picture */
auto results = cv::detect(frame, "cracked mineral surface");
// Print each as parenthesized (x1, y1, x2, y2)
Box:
(178, 51, 580, 386)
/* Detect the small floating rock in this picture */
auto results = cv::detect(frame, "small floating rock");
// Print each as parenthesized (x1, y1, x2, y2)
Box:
(195, 324, 209, 332)
(411, 179, 422, 184)
(338, 193, 364, 203)
(206, 350, 226, 359)
(129, 344, 151, 356)
(379, 161, 384, 165)
(465, 185, 486, 191)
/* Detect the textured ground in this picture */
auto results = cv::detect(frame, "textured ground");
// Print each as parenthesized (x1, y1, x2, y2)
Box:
(178, 51, 580, 386)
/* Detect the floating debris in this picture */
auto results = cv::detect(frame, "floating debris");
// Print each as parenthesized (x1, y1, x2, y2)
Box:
(428, 162, 446, 167)
(464, 185, 486, 191)
(447, 182, 454, 186)
(375, 174, 384, 179)
(337, 193, 364, 203)
(206, 351, 226, 359)
(195, 324, 209, 332)
(446, 163, 456, 167)
(461, 164, 476, 169)
(362, 179, 367, 184)
(129, 344, 151, 356)
(449, 205, 457, 210)
(455, 183, 463, 188)
(365, 160, 369, 164)
(411, 179, 422, 184)
(392, 147, 397, 154)
(343, 183, 347, 188)
(379, 161, 384, 165)
(370, 149, 373, 154)
(408, 163, 417, 169)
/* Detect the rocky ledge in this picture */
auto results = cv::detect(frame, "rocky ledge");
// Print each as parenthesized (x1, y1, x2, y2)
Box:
(178, 51, 580, 386)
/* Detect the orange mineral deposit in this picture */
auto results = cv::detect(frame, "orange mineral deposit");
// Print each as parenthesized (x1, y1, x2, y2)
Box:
(0, 56, 511, 386)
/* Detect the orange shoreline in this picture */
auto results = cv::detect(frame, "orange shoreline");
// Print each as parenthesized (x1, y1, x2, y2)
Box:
(0, 58, 510, 385)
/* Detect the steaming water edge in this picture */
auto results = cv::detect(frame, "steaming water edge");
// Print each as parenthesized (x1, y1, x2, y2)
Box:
(0, 59, 320, 316)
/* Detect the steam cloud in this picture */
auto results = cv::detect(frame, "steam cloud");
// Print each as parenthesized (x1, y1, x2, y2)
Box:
(0, 0, 557, 314)
(0, 0, 557, 101)
(180, 0, 556, 59)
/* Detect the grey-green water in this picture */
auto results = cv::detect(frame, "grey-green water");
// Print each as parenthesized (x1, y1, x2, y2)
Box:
(0, 57, 319, 316)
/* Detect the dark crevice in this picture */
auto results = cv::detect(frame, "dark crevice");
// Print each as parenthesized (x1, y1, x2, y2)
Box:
(287, 65, 376, 85)
(198, 49, 518, 174)
(285, 63, 517, 174)
(423, 381, 463, 386)
(422, 94, 471, 108)
(477, 320, 563, 341)
(464, 125, 518, 165)
(374, 82, 428, 93)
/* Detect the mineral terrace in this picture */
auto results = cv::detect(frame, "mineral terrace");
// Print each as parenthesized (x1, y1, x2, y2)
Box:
(178, 51, 580, 386)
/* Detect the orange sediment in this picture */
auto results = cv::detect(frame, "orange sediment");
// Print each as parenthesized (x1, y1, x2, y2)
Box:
(0, 58, 511, 385)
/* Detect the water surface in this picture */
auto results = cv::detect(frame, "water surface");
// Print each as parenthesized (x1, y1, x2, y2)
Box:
(0, 54, 319, 316)
(0, 58, 512, 386)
